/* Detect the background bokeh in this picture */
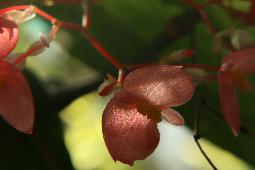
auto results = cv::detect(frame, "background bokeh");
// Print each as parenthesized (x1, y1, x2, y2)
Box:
(0, 0, 255, 169)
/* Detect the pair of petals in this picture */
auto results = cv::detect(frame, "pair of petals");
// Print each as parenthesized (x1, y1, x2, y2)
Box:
(0, 17, 34, 133)
(102, 65, 194, 165)
(218, 48, 255, 135)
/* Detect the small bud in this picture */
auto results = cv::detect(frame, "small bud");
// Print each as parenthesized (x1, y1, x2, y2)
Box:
(2, 6, 36, 24)
(231, 30, 254, 50)
(183, 67, 208, 85)
(159, 49, 193, 64)
(39, 32, 51, 48)
(212, 28, 234, 53)
(27, 41, 46, 56)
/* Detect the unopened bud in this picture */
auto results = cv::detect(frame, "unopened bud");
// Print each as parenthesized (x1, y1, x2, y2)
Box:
(183, 68, 208, 85)
(159, 49, 194, 64)
(2, 6, 36, 24)
(39, 32, 51, 48)
(212, 28, 234, 53)
(231, 30, 254, 50)
(28, 41, 46, 56)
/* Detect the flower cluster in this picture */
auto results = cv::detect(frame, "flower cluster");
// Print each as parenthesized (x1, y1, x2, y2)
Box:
(218, 48, 255, 135)
(102, 65, 195, 165)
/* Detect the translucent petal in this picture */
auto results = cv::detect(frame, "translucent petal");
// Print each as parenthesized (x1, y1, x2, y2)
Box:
(161, 108, 184, 126)
(0, 61, 34, 133)
(0, 17, 19, 59)
(218, 71, 240, 136)
(123, 65, 195, 108)
(102, 91, 160, 165)
(183, 67, 208, 86)
(98, 81, 115, 96)
(98, 74, 117, 96)
(3, 7, 36, 24)
(222, 48, 255, 75)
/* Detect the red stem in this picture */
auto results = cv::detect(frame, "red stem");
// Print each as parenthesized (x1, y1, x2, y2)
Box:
(183, 0, 217, 34)
(82, 32, 125, 69)
(13, 47, 39, 64)
(0, 5, 124, 69)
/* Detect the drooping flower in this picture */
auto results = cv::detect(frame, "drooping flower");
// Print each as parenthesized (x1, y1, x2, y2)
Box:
(218, 48, 255, 135)
(102, 65, 195, 165)
(0, 15, 34, 133)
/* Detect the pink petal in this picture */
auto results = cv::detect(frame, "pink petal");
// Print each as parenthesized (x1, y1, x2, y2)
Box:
(0, 17, 19, 59)
(123, 65, 195, 108)
(102, 91, 160, 165)
(222, 48, 255, 74)
(161, 108, 184, 126)
(218, 71, 240, 136)
(0, 61, 34, 134)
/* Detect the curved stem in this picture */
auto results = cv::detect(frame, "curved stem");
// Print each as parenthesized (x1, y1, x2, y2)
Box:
(194, 98, 218, 170)
(0, 5, 124, 70)
(82, 31, 125, 69)
(183, 0, 217, 34)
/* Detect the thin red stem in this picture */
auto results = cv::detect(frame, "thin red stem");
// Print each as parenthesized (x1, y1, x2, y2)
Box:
(0, 5, 57, 23)
(183, 0, 217, 34)
(0, 5, 124, 69)
(82, 32, 125, 69)
(13, 47, 38, 65)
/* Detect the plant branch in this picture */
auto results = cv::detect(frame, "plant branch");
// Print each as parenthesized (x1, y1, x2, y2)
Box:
(0, 5, 124, 70)
(182, 0, 217, 34)
(193, 96, 218, 170)
(194, 136, 218, 170)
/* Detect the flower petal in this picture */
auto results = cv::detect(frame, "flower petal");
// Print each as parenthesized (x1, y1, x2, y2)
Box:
(222, 48, 255, 74)
(102, 91, 160, 165)
(161, 108, 184, 126)
(123, 65, 195, 108)
(218, 71, 240, 135)
(0, 17, 19, 59)
(0, 61, 34, 133)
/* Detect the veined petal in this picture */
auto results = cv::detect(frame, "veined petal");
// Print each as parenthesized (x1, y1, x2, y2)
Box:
(0, 17, 18, 59)
(102, 91, 160, 165)
(161, 108, 184, 126)
(123, 65, 195, 108)
(218, 71, 240, 136)
(0, 61, 34, 133)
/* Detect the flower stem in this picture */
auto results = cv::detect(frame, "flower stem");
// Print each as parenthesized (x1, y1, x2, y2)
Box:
(183, 0, 217, 34)
(0, 5, 124, 70)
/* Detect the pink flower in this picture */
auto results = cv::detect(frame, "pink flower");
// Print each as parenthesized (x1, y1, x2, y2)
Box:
(218, 48, 255, 135)
(0, 16, 34, 134)
(102, 65, 195, 165)
(0, 16, 19, 59)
